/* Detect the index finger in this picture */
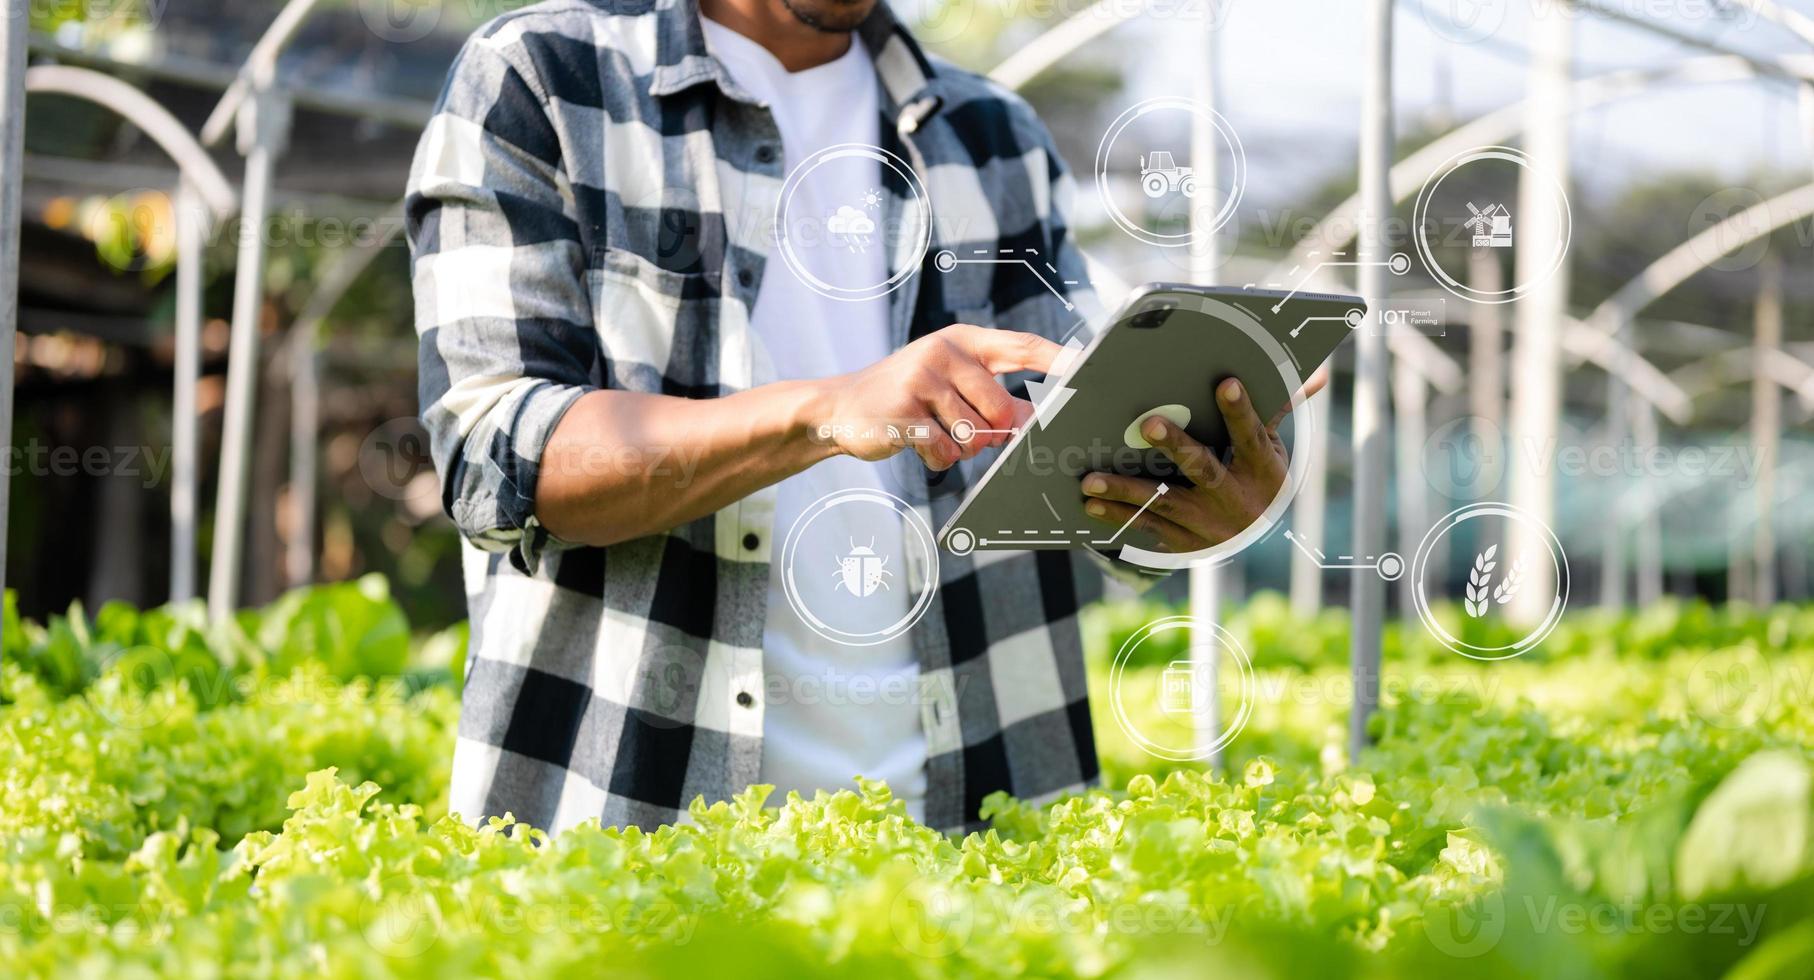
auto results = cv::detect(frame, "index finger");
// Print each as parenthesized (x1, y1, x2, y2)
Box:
(947, 325, 1063, 375)
(1219, 379, 1273, 466)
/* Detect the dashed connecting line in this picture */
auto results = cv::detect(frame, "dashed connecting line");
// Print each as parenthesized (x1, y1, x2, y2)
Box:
(963, 484, 1171, 552)
(1285, 529, 1404, 581)
(1289, 309, 1367, 339)
(1265, 250, 1413, 314)
(934, 248, 1078, 312)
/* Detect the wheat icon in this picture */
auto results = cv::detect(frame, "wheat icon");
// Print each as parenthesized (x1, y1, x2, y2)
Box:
(1493, 557, 1525, 607)
(1465, 545, 1498, 618)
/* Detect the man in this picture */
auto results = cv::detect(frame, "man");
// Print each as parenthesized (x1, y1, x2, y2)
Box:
(407, 0, 1302, 835)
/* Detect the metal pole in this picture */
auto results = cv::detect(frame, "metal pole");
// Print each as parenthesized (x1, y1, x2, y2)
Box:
(1467, 250, 1505, 441)
(1633, 401, 1663, 606)
(1288, 408, 1328, 617)
(171, 182, 204, 603)
(0, 0, 27, 667)
(1600, 328, 1628, 609)
(1466, 251, 1504, 602)
(1752, 252, 1782, 605)
(1392, 358, 1426, 616)
(1350, 0, 1394, 762)
(208, 81, 290, 622)
(1188, 10, 1224, 769)
(1507, 0, 1574, 627)
(279, 205, 403, 587)
(286, 326, 318, 587)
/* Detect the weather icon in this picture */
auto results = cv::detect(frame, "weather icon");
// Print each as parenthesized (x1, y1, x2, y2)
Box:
(826, 204, 876, 252)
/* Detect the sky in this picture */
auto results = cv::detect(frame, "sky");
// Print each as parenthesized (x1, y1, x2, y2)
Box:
(1132, 0, 1813, 205)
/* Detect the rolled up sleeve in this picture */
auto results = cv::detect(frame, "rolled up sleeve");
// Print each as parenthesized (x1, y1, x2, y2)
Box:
(406, 30, 596, 573)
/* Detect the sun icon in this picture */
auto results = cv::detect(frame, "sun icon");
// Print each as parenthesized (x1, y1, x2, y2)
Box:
(860, 187, 883, 210)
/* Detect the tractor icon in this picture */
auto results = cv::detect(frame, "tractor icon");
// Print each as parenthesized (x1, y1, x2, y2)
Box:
(1139, 151, 1197, 199)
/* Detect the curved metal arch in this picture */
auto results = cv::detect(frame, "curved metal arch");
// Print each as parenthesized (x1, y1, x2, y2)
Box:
(1670, 345, 1814, 417)
(25, 65, 237, 218)
(1582, 182, 1814, 336)
(1722, 459, 1814, 532)
(285, 205, 405, 587)
(1271, 54, 1814, 278)
(1730, 0, 1814, 47)
(987, 0, 1143, 91)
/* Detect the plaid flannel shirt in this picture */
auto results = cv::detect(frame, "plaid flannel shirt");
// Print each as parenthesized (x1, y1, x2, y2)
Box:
(407, 0, 1119, 836)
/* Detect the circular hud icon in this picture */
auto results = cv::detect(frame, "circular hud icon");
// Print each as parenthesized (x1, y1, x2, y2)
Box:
(1107, 615, 1254, 762)
(1094, 98, 1246, 249)
(1412, 146, 1571, 305)
(780, 489, 939, 647)
(1411, 502, 1570, 661)
(776, 143, 930, 302)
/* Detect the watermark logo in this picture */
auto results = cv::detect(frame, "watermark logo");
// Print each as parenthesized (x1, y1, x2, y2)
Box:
(359, 417, 439, 504)
(890, 878, 975, 958)
(358, 0, 442, 43)
(1688, 187, 1771, 273)
(1684, 648, 1774, 729)
(359, 872, 441, 958)
(1423, 416, 1507, 498)
(1419, 0, 1509, 44)
(1424, 891, 1506, 958)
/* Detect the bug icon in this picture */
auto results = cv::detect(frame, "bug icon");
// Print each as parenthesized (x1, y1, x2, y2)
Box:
(833, 538, 892, 598)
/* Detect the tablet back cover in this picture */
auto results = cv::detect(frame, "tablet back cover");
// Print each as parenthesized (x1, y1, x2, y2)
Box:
(941, 285, 1364, 561)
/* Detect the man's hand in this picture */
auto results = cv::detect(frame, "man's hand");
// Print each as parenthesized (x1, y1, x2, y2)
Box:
(812, 324, 1062, 470)
(1079, 370, 1328, 552)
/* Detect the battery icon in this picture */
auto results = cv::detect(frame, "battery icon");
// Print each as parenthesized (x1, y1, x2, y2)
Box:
(1160, 660, 1206, 716)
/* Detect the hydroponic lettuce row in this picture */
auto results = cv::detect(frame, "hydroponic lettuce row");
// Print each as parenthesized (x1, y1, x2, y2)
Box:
(3, 578, 1812, 978)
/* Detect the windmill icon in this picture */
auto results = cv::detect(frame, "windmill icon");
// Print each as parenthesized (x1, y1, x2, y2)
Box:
(1465, 202, 1513, 248)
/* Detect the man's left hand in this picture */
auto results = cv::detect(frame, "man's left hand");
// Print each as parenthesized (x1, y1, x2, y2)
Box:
(1079, 370, 1327, 553)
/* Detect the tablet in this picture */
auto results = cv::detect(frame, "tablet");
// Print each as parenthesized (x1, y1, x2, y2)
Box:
(937, 283, 1365, 567)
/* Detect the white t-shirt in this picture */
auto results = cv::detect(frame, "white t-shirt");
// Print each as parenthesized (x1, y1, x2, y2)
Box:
(701, 18, 927, 819)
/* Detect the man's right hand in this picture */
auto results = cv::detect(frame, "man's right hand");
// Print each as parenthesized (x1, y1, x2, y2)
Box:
(808, 324, 1063, 471)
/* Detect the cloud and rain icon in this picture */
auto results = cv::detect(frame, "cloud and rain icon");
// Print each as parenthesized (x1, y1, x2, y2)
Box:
(826, 204, 877, 252)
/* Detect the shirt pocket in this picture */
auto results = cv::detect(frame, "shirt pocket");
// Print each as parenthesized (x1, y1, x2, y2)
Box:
(588, 246, 720, 395)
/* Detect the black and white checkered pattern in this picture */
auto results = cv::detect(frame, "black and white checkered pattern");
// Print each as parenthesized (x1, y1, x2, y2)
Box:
(407, 0, 1118, 836)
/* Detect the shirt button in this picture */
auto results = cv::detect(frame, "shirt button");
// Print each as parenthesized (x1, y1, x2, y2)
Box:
(742, 532, 760, 551)
(755, 143, 776, 164)
(736, 268, 755, 288)
(736, 691, 755, 708)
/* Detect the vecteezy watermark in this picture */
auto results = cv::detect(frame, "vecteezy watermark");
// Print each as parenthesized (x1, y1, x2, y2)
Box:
(1680, 647, 1814, 730)
(888, 876, 1235, 959)
(1417, 0, 1510, 44)
(910, 0, 1233, 46)
(3, 440, 171, 488)
(1424, 892, 1766, 959)
(77, 195, 407, 274)
(1687, 186, 1775, 273)
(357, 0, 444, 43)
(359, 417, 439, 503)
(80, 648, 441, 731)
(1417, 0, 1755, 47)
(1422, 417, 1771, 499)
(359, 872, 699, 959)
(0, 898, 182, 939)
(614, 646, 979, 732)
(26, 0, 169, 29)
